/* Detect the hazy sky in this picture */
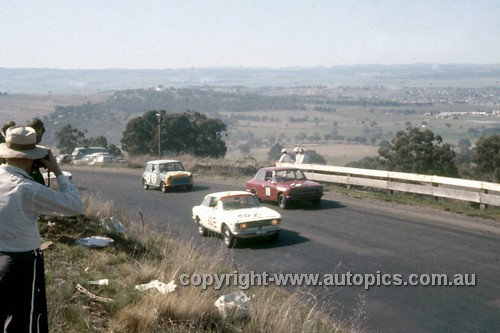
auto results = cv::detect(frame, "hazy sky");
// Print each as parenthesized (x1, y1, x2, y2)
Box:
(1, 0, 499, 69)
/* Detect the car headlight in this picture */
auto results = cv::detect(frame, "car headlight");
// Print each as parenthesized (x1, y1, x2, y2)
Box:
(237, 223, 248, 230)
(271, 219, 280, 225)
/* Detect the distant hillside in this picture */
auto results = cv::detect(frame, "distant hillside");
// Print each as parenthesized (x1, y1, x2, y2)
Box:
(41, 87, 307, 145)
(1, 64, 499, 94)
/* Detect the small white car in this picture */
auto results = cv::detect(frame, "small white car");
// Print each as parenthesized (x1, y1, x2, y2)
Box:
(192, 191, 281, 247)
(142, 159, 193, 192)
(43, 170, 73, 182)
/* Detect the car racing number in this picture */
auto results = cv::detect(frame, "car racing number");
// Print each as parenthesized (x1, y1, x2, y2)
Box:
(265, 186, 271, 197)
(145, 172, 157, 185)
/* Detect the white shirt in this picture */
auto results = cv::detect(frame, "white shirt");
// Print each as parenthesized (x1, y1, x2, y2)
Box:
(295, 153, 303, 164)
(0, 164, 83, 252)
(278, 153, 293, 163)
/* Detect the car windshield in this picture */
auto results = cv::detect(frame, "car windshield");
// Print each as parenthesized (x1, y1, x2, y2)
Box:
(221, 195, 261, 210)
(274, 169, 307, 182)
(159, 162, 184, 172)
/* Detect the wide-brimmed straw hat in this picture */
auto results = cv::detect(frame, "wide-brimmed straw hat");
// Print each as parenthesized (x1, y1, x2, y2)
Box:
(0, 126, 48, 159)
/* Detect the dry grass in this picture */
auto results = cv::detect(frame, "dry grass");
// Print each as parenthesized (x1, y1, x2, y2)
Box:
(40, 193, 353, 332)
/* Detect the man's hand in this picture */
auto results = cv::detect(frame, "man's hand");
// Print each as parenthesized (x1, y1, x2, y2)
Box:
(39, 150, 62, 177)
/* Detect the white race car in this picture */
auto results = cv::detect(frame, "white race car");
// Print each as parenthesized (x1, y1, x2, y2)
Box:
(192, 191, 281, 247)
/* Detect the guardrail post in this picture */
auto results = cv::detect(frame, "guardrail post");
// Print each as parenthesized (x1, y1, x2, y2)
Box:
(433, 182, 439, 202)
(480, 189, 488, 210)
(346, 173, 351, 189)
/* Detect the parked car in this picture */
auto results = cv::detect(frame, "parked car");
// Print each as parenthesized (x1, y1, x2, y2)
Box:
(192, 191, 281, 247)
(88, 153, 118, 165)
(71, 146, 109, 161)
(72, 154, 94, 165)
(142, 159, 193, 192)
(56, 154, 73, 164)
(246, 166, 323, 208)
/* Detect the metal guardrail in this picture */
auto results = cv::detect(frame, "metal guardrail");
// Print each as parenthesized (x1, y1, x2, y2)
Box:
(277, 163, 500, 208)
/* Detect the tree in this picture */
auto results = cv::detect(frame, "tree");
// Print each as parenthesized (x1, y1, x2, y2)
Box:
(120, 114, 157, 156)
(378, 139, 391, 149)
(108, 144, 123, 157)
(379, 127, 458, 177)
(307, 150, 327, 164)
(474, 135, 500, 182)
(346, 156, 383, 170)
(238, 143, 251, 155)
(82, 135, 108, 147)
(457, 138, 471, 153)
(267, 143, 283, 161)
(121, 110, 227, 158)
(55, 124, 86, 154)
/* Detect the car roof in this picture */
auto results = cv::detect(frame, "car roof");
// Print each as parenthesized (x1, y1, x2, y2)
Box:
(205, 191, 253, 199)
(147, 159, 181, 164)
(258, 166, 300, 172)
(89, 152, 111, 156)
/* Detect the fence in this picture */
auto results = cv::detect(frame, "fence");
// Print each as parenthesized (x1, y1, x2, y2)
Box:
(277, 163, 500, 208)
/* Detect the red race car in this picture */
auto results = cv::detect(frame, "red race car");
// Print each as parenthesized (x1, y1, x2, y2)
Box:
(246, 166, 323, 209)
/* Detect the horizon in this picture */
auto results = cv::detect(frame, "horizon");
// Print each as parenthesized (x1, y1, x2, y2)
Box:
(2, 62, 499, 71)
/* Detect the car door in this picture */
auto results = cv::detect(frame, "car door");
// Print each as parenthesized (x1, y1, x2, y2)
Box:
(267, 171, 281, 200)
(260, 170, 274, 199)
(150, 164, 161, 187)
(206, 199, 220, 232)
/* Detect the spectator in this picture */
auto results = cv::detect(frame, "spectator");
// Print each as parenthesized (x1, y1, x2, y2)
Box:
(278, 148, 293, 163)
(0, 121, 16, 164)
(0, 126, 83, 332)
(28, 118, 47, 185)
(300, 148, 310, 164)
(293, 146, 300, 163)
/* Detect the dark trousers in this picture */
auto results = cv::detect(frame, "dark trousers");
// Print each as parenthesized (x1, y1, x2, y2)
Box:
(0, 250, 49, 333)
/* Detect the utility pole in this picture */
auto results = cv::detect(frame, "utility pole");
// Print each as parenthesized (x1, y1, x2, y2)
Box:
(156, 112, 161, 159)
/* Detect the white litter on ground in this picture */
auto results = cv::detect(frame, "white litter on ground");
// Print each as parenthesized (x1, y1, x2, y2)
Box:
(214, 291, 253, 319)
(135, 280, 177, 294)
(76, 236, 115, 247)
(100, 216, 128, 234)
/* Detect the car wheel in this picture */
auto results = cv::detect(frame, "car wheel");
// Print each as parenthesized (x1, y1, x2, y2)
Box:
(197, 220, 207, 237)
(142, 179, 149, 190)
(223, 226, 236, 248)
(269, 230, 280, 243)
(160, 182, 167, 193)
(312, 198, 321, 207)
(278, 193, 288, 209)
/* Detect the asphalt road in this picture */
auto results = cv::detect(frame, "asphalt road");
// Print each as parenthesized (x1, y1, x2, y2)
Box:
(70, 167, 499, 332)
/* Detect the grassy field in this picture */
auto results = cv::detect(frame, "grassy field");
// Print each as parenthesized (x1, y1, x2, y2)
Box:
(226, 143, 379, 166)
(222, 102, 500, 164)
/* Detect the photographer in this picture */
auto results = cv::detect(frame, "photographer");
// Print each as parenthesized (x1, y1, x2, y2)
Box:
(0, 126, 83, 332)
(28, 118, 47, 185)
